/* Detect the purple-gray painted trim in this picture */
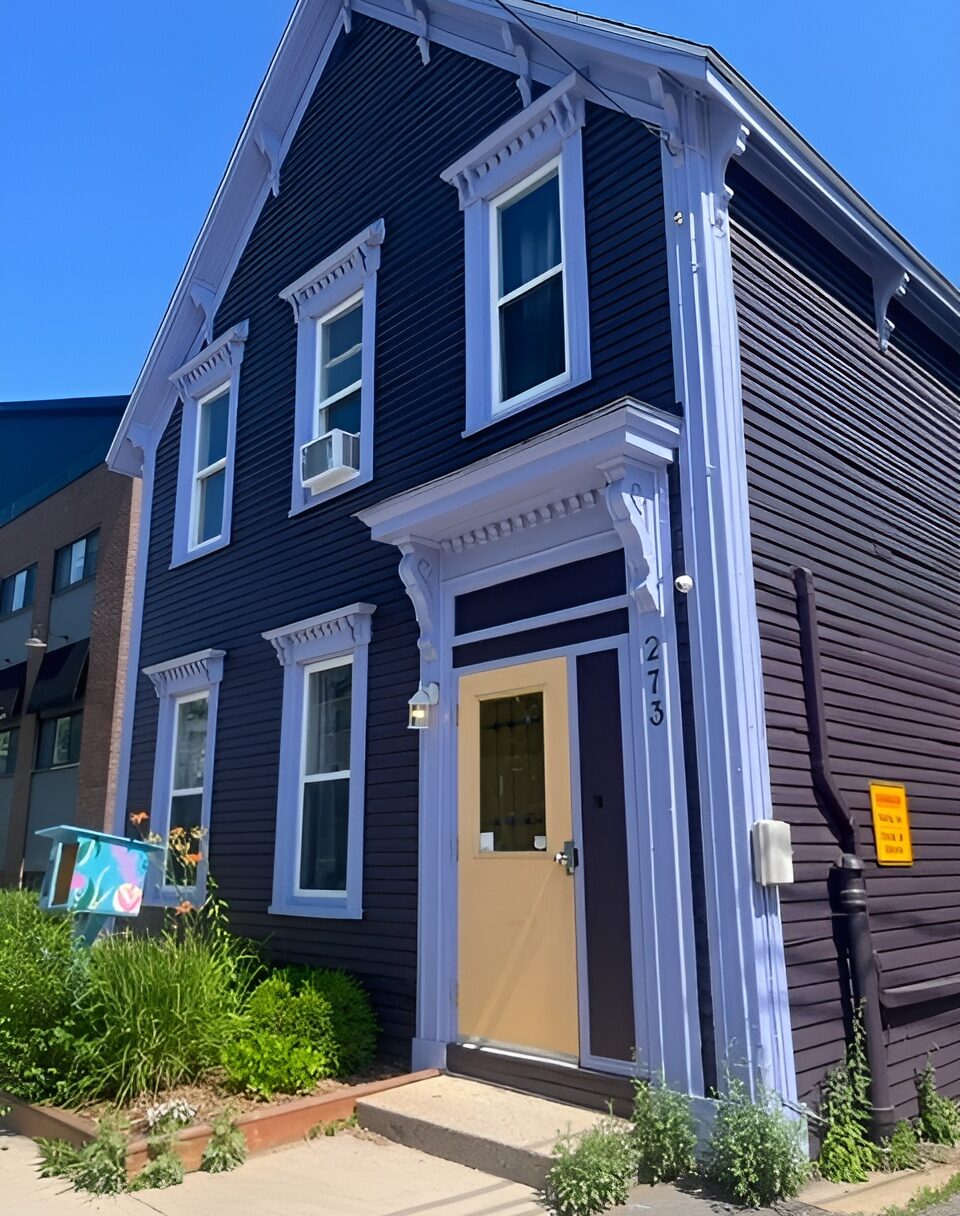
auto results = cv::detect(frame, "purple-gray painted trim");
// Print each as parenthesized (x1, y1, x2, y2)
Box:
(261, 603, 376, 920)
(169, 322, 249, 568)
(280, 222, 384, 516)
(660, 85, 796, 1102)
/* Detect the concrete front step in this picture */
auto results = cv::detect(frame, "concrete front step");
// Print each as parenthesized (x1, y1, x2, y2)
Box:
(355, 1073, 612, 1189)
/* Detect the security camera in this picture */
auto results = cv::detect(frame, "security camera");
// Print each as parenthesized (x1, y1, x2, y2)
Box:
(674, 574, 694, 594)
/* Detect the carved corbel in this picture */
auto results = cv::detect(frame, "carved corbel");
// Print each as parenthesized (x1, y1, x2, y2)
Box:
(255, 123, 282, 197)
(599, 461, 661, 614)
(873, 262, 910, 352)
(189, 279, 217, 344)
(708, 108, 749, 237)
(398, 539, 441, 666)
(340, 0, 352, 35)
(404, 0, 431, 64)
(500, 22, 532, 107)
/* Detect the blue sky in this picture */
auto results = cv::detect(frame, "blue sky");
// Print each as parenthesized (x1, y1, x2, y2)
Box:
(2, 1, 957, 400)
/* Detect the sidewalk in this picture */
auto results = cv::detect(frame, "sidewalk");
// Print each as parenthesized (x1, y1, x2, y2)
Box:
(0, 1129, 544, 1215)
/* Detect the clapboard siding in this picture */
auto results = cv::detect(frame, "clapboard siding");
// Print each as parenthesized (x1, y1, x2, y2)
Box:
(730, 165, 960, 1115)
(126, 14, 674, 1057)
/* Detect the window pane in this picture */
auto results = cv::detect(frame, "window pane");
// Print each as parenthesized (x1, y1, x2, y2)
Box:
(198, 391, 229, 468)
(499, 173, 561, 297)
(479, 692, 546, 852)
(173, 698, 208, 791)
(197, 468, 226, 544)
(82, 532, 100, 581)
(0, 728, 17, 776)
(54, 547, 72, 592)
(321, 387, 362, 437)
(320, 304, 363, 401)
(67, 713, 83, 765)
(499, 272, 565, 401)
(166, 792, 203, 885)
(23, 564, 36, 606)
(69, 540, 86, 586)
(53, 716, 72, 766)
(305, 664, 352, 776)
(12, 570, 27, 611)
(300, 776, 349, 891)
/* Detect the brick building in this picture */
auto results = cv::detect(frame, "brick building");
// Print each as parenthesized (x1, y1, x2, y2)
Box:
(0, 397, 137, 885)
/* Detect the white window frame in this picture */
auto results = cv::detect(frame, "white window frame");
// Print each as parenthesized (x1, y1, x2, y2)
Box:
(169, 321, 248, 566)
(262, 603, 375, 918)
(143, 648, 225, 905)
(441, 74, 590, 434)
(280, 221, 384, 517)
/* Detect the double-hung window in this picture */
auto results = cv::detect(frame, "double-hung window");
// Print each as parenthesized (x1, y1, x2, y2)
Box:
(1, 565, 36, 615)
(262, 603, 374, 918)
(35, 712, 83, 769)
(280, 221, 383, 514)
(53, 531, 99, 592)
(169, 322, 248, 566)
(143, 648, 225, 903)
(441, 75, 590, 430)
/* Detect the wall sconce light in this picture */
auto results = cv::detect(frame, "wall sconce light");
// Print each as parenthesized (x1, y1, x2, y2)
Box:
(25, 630, 69, 652)
(408, 681, 439, 730)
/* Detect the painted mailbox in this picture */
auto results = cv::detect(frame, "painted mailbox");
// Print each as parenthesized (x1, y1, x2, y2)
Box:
(36, 826, 162, 917)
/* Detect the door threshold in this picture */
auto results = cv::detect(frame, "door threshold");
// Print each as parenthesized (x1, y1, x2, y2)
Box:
(456, 1040, 579, 1069)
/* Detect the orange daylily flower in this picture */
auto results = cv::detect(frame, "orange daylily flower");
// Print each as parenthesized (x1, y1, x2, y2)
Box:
(129, 811, 149, 825)
(174, 900, 194, 915)
(184, 852, 203, 865)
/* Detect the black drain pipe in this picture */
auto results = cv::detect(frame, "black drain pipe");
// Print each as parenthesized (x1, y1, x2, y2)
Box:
(792, 567, 895, 1140)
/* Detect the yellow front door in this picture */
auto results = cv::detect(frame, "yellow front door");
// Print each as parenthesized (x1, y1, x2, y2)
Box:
(457, 657, 579, 1058)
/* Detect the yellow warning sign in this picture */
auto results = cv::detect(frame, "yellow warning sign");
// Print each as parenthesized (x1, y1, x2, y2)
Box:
(869, 783, 913, 866)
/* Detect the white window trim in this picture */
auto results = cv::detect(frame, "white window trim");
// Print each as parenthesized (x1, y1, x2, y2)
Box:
(169, 321, 248, 566)
(143, 648, 225, 906)
(279, 221, 384, 517)
(441, 74, 591, 434)
(262, 603, 375, 919)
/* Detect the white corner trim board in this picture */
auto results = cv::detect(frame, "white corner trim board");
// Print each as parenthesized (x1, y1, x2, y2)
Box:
(660, 83, 796, 1102)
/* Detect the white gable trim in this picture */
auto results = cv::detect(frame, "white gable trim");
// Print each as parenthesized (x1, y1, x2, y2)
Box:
(106, 0, 960, 477)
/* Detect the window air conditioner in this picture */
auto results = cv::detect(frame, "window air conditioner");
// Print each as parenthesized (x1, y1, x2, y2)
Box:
(300, 429, 361, 493)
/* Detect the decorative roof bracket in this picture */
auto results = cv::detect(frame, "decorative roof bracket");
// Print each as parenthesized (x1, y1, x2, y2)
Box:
(255, 123, 282, 198)
(873, 260, 910, 352)
(500, 22, 532, 106)
(404, 0, 431, 64)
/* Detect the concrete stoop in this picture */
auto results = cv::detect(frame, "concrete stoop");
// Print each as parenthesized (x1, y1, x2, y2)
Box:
(355, 1073, 611, 1189)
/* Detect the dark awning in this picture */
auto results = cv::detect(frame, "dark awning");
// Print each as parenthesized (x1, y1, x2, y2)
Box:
(27, 639, 89, 714)
(0, 660, 27, 724)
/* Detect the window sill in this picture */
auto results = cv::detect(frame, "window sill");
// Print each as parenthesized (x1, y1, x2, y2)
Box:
(51, 575, 97, 597)
(461, 368, 586, 438)
(31, 762, 80, 774)
(169, 534, 230, 570)
(288, 468, 371, 518)
(0, 605, 33, 624)
(268, 900, 362, 920)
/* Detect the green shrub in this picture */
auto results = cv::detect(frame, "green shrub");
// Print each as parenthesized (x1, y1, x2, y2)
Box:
(546, 1118, 637, 1216)
(705, 1077, 810, 1208)
(916, 1059, 960, 1146)
(66, 923, 258, 1104)
(817, 1013, 881, 1183)
(37, 1111, 129, 1195)
(222, 975, 339, 1097)
(631, 1076, 697, 1183)
(200, 1109, 247, 1172)
(129, 1150, 184, 1191)
(884, 1120, 922, 1171)
(0, 889, 83, 1101)
(289, 966, 378, 1076)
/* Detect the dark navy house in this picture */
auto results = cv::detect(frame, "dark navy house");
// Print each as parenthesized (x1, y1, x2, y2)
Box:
(106, 0, 960, 1133)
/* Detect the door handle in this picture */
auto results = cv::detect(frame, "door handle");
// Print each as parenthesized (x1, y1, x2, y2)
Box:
(553, 840, 578, 875)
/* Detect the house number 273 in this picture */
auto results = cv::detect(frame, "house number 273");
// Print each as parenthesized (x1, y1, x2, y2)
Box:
(644, 636, 665, 726)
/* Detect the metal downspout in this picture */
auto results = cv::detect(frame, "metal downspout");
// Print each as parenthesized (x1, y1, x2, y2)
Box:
(792, 567, 895, 1140)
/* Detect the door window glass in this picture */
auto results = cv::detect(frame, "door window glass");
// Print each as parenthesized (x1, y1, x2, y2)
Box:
(478, 691, 546, 852)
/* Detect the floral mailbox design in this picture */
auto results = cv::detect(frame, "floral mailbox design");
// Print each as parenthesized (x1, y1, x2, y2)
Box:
(36, 826, 163, 917)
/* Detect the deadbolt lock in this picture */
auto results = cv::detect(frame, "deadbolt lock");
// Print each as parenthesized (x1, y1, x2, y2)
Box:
(554, 840, 579, 875)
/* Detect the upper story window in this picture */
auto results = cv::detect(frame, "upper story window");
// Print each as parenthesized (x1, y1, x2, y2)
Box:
(169, 321, 248, 566)
(36, 712, 83, 769)
(279, 221, 384, 515)
(53, 531, 99, 592)
(262, 602, 375, 918)
(143, 648, 225, 903)
(0, 727, 19, 776)
(0, 564, 36, 615)
(441, 75, 590, 432)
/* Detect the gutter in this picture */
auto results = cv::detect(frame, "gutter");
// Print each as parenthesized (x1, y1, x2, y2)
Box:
(792, 567, 895, 1140)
